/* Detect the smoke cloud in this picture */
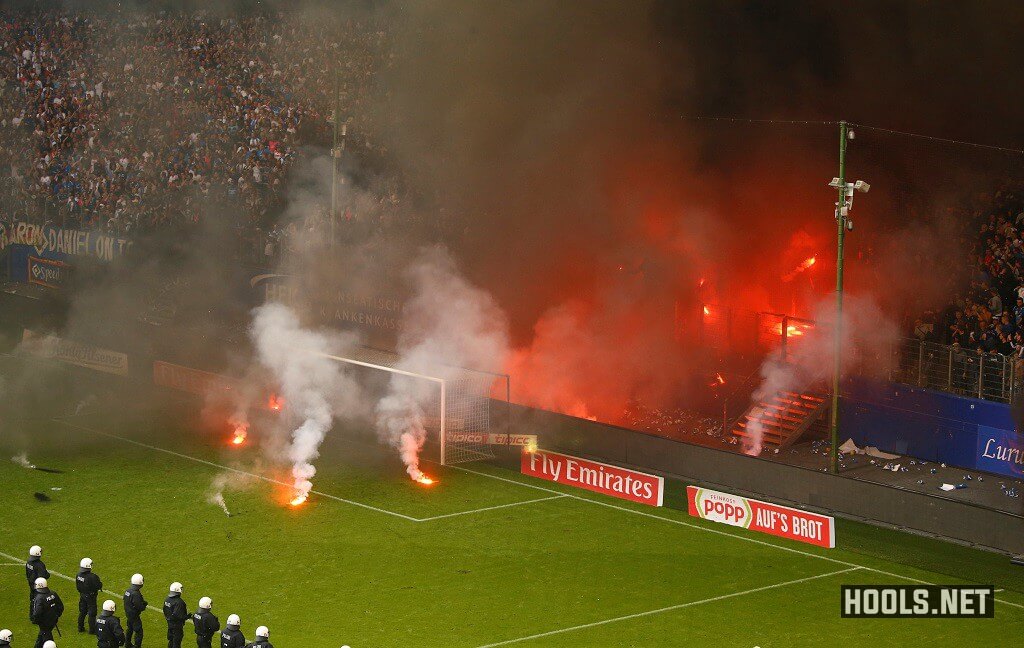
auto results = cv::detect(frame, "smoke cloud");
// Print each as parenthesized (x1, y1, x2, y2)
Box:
(249, 302, 364, 499)
(375, 245, 509, 479)
(743, 294, 900, 455)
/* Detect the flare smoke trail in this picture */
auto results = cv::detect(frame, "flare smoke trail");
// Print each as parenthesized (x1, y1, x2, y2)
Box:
(208, 491, 231, 517)
(376, 246, 509, 479)
(743, 295, 899, 455)
(206, 471, 258, 517)
(12, 453, 35, 469)
(250, 302, 363, 500)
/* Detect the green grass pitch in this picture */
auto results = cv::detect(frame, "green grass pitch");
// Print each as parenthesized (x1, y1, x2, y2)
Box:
(1, 409, 1023, 647)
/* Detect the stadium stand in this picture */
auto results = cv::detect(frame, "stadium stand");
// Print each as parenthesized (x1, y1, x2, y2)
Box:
(0, 10, 399, 262)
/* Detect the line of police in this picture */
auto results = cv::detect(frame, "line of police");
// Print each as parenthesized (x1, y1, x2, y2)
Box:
(4, 547, 274, 648)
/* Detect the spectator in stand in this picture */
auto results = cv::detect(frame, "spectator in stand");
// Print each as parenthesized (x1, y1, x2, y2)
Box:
(0, 9, 432, 262)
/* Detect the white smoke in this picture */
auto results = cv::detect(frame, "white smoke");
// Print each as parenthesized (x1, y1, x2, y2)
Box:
(743, 295, 899, 456)
(12, 453, 35, 469)
(73, 394, 96, 416)
(206, 471, 258, 517)
(209, 491, 231, 516)
(250, 302, 364, 499)
(377, 246, 510, 478)
(377, 393, 428, 480)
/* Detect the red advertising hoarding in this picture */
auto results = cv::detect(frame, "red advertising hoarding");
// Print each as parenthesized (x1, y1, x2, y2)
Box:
(687, 485, 835, 548)
(521, 449, 664, 507)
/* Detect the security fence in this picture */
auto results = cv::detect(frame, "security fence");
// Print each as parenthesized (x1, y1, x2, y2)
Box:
(890, 338, 1019, 404)
(700, 303, 1021, 405)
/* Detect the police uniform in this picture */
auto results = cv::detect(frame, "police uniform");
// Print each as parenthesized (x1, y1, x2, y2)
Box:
(77, 567, 104, 633)
(96, 609, 126, 648)
(25, 556, 50, 617)
(123, 584, 147, 648)
(219, 626, 244, 648)
(192, 610, 219, 648)
(243, 639, 272, 648)
(163, 594, 188, 648)
(30, 586, 64, 648)
(0, 635, 11, 648)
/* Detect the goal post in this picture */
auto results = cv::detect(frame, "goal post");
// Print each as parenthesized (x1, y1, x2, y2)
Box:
(315, 347, 510, 465)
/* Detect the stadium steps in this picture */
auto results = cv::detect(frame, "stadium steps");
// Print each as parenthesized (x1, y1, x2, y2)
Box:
(730, 387, 830, 449)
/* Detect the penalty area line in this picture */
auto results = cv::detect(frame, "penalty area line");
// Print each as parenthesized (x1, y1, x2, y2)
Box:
(475, 567, 861, 647)
(55, 419, 421, 523)
(454, 466, 1024, 612)
(416, 495, 568, 521)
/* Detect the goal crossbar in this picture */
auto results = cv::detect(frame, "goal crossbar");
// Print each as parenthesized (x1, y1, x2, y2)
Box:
(310, 347, 506, 466)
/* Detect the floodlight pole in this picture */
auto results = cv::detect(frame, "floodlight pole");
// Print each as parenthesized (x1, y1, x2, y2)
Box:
(828, 121, 849, 475)
(330, 68, 341, 248)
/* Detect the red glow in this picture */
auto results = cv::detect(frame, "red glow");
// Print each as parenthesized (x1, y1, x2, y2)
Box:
(289, 494, 308, 507)
(782, 256, 818, 282)
(703, 306, 711, 316)
(414, 474, 435, 486)
(776, 323, 810, 337)
(267, 395, 284, 411)
(228, 420, 248, 447)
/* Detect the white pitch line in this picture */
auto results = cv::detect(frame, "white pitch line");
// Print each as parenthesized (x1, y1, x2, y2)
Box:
(57, 420, 421, 522)
(46, 419, 1024, 613)
(475, 567, 861, 648)
(417, 495, 567, 521)
(454, 466, 1024, 612)
(56, 419, 558, 524)
(0, 550, 165, 617)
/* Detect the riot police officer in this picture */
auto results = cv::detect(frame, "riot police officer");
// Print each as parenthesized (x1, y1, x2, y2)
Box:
(163, 583, 188, 648)
(242, 627, 271, 648)
(219, 615, 243, 648)
(192, 598, 219, 648)
(25, 546, 49, 618)
(0, 629, 12, 648)
(123, 574, 147, 648)
(96, 600, 126, 648)
(77, 558, 103, 634)
(30, 577, 64, 648)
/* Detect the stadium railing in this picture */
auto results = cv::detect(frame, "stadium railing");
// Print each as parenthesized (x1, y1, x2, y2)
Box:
(701, 303, 1021, 405)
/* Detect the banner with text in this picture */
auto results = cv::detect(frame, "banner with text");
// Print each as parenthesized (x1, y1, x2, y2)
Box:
(521, 449, 664, 506)
(687, 485, 835, 548)
(152, 360, 242, 398)
(2, 221, 133, 261)
(27, 255, 71, 288)
(21, 329, 128, 376)
(448, 432, 537, 448)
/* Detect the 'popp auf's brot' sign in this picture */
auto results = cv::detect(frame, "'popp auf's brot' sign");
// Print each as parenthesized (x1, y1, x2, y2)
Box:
(687, 485, 835, 548)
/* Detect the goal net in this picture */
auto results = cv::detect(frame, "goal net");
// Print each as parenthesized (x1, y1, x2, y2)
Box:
(316, 346, 510, 465)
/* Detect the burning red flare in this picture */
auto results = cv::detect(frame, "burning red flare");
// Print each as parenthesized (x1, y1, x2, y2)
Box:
(289, 494, 308, 507)
(703, 305, 711, 316)
(267, 395, 284, 411)
(410, 469, 436, 486)
(775, 323, 808, 337)
(782, 256, 817, 282)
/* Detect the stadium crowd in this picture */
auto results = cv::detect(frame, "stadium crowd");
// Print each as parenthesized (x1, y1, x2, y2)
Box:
(5, 545, 279, 648)
(0, 10, 402, 263)
(912, 184, 1024, 380)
